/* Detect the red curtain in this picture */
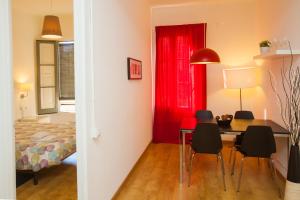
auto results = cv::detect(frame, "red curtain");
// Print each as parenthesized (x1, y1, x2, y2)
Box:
(153, 24, 207, 144)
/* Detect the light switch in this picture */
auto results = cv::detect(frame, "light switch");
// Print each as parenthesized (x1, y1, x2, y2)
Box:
(91, 127, 101, 140)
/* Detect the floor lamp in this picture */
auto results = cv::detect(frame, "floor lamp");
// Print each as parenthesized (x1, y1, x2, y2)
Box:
(223, 67, 258, 111)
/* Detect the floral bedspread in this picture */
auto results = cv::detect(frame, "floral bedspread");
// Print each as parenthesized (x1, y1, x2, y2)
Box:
(15, 121, 76, 172)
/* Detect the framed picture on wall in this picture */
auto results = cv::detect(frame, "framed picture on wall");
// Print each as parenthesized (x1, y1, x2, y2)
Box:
(127, 57, 142, 80)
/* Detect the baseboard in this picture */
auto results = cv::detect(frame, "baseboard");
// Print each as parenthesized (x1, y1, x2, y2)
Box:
(111, 141, 152, 199)
(273, 158, 287, 179)
(276, 168, 286, 183)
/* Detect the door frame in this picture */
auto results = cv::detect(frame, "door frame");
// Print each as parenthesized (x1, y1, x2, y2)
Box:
(0, 0, 15, 199)
(0, 0, 95, 199)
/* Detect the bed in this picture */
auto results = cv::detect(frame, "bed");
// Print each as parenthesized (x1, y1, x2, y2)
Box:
(15, 120, 76, 184)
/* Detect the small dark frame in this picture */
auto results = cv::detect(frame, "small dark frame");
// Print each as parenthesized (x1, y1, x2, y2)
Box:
(127, 57, 142, 80)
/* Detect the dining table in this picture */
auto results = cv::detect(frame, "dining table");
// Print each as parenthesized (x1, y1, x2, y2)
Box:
(179, 117, 290, 183)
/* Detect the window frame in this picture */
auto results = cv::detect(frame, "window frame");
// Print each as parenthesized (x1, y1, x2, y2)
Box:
(36, 40, 59, 115)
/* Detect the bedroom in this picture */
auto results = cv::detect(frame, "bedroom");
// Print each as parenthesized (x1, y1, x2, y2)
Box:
(12, 0, 77, 199)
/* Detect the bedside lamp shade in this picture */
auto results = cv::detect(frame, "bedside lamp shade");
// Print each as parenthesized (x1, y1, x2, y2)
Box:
(41, 15, 62, 39)
(18, 83, 32, 99)
(223, 67, 258, 89)
(19, 83, 32, 92)
(190, 48, 221, 64)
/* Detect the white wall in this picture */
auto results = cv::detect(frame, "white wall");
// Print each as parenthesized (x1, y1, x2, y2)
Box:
(85, 0, 152, 199)
(151, 0, 265, 119)
(255, 0, 300, 177)
(12, 0, 73, 119)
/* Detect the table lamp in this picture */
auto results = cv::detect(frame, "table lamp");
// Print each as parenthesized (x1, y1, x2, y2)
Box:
(223, 67, 258, 110)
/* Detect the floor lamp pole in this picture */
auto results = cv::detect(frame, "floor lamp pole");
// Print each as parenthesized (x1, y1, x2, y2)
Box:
(239, 88, 242, 111)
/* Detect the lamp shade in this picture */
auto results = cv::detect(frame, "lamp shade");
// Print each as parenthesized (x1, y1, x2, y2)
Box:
(190, 48, 221, 64)
(18, 83, 32, 92)
(41, 15, 62, 39)
(223, 67, 258, 89)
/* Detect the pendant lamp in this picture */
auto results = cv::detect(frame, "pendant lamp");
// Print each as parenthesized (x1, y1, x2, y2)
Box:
(41, 0, 62, 39)
(190, 48, 220, 64)
(41, 15, 62, 39)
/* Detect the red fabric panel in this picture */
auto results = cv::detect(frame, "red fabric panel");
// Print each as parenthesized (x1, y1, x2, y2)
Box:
(153, 24, 207, 144)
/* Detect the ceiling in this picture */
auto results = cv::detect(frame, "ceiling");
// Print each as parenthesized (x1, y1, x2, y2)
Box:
(13, 0, 249, 14)
(13, 0, 73, 15)
(149, 0, 248, 6)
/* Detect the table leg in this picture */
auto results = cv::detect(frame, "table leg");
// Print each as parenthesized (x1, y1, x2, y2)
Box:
(179, 130, 183, 183)
(287, 136, 290, 162)
(183, 133, 186, 171)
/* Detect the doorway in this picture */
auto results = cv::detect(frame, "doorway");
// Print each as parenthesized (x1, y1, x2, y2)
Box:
(13, 0, 76, 198)
(0, 0, 94, 199)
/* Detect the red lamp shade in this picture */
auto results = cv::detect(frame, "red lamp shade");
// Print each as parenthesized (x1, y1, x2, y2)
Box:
(190, 48, 221, 64)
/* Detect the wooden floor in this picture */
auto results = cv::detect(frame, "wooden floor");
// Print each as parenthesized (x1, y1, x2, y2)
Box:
(16, 153, 77, 200)
(16, 144, 285, 200)
(114, 143, 285, 200)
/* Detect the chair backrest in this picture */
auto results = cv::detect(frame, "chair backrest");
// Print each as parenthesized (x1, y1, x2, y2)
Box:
(241, 126, 276, 158)
(192, 123, 222, 154)
(195, 110, 214, 121)
(234, 111, 254, 119)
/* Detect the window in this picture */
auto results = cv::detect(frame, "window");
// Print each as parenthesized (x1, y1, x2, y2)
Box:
(153, 24, 207, 143)
(58, 42, 75, 112)
(36, 41, 75, 114)
(58, 41, 75, 100)
(59, 100, 76, 113)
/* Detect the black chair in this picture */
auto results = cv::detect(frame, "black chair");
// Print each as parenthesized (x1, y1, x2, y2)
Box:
(195, 110, 214, 121)
(188, 110, 214, 144)
(234, 111, 254, 119)
(229, 111, 255, 163)
(188, 123, 226, 191)
(230, 126, 281, 195)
